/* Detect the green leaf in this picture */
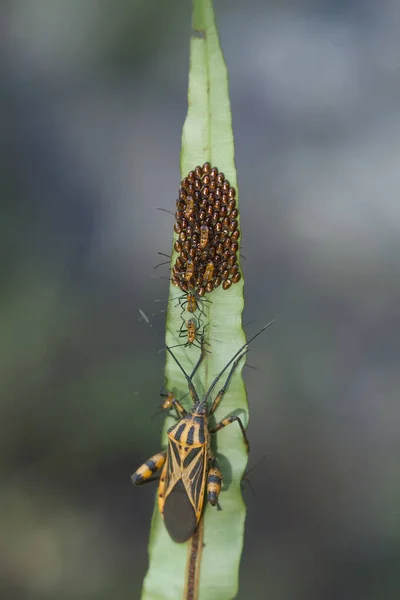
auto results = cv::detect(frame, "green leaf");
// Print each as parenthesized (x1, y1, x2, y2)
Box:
(141, 1, 250, 599)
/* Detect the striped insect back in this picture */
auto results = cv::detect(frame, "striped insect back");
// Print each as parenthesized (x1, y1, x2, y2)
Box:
(170, 316, 207, 351)
(160, 410, 209, 543)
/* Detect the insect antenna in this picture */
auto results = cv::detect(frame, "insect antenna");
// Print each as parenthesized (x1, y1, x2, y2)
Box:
(203, 319, 276, 404)
(138, 309, 201, 405)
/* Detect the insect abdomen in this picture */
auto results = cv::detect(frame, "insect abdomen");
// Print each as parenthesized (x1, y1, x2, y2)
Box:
(131, 451, 166, 484)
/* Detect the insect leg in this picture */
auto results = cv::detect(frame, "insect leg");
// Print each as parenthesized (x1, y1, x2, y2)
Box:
(210, 415, 250, 452)
(189, 346, 205, 379)
(203, 320, 276, 405)
(157, 461, 168, 517)
(138, 309, 202, 407)
(173, 293, 186, 308)
(156, 207, 175, 217)
(133, 474, 162, 485)
(154, 340, 205, 422)
(190, 322, 209, 351)
(151, 392, 188, 421)
(209, 351, 248, 416)
(196, 301, 207, 320)
(179, 301, 188, 322)
(131, 451, 166, 485)
(154, 260, 171, 270)
(241, 455, 267, 494)
(169, 397, 187, 418)
(207, 459, 222, 507)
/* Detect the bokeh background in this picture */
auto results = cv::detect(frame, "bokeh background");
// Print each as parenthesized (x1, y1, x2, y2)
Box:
(2, 1, 400, 599)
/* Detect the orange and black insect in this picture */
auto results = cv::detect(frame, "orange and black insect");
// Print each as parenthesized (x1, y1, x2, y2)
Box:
(156, 290, 209, 316)
(150, 391, 183, 422)
(186, 318, 198, 345)
(170, 318, 206, 351)
(173, 291, 210, 322)
(203, 261, 214, 283)
(185, 293, 198, 314)
(132, 311, 274, 543)
(185, 196, 195, 219)
(199, 224, 211, 249)
(184, 259, 195, 282)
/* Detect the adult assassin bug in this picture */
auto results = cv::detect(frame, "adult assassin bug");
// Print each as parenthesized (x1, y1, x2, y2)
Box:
(131, 310, 275, 543)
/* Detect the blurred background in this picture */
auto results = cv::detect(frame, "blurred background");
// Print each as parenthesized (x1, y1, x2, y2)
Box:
(1, 0, 400, 598)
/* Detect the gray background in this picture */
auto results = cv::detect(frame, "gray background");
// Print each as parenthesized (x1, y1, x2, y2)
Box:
(1, 1, 400, 599)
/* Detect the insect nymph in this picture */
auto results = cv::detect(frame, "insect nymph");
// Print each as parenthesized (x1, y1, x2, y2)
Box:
(132, 312, 273, 543)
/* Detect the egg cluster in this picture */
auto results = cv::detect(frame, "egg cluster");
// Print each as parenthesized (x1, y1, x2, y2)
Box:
(171, 163, 241, 296)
